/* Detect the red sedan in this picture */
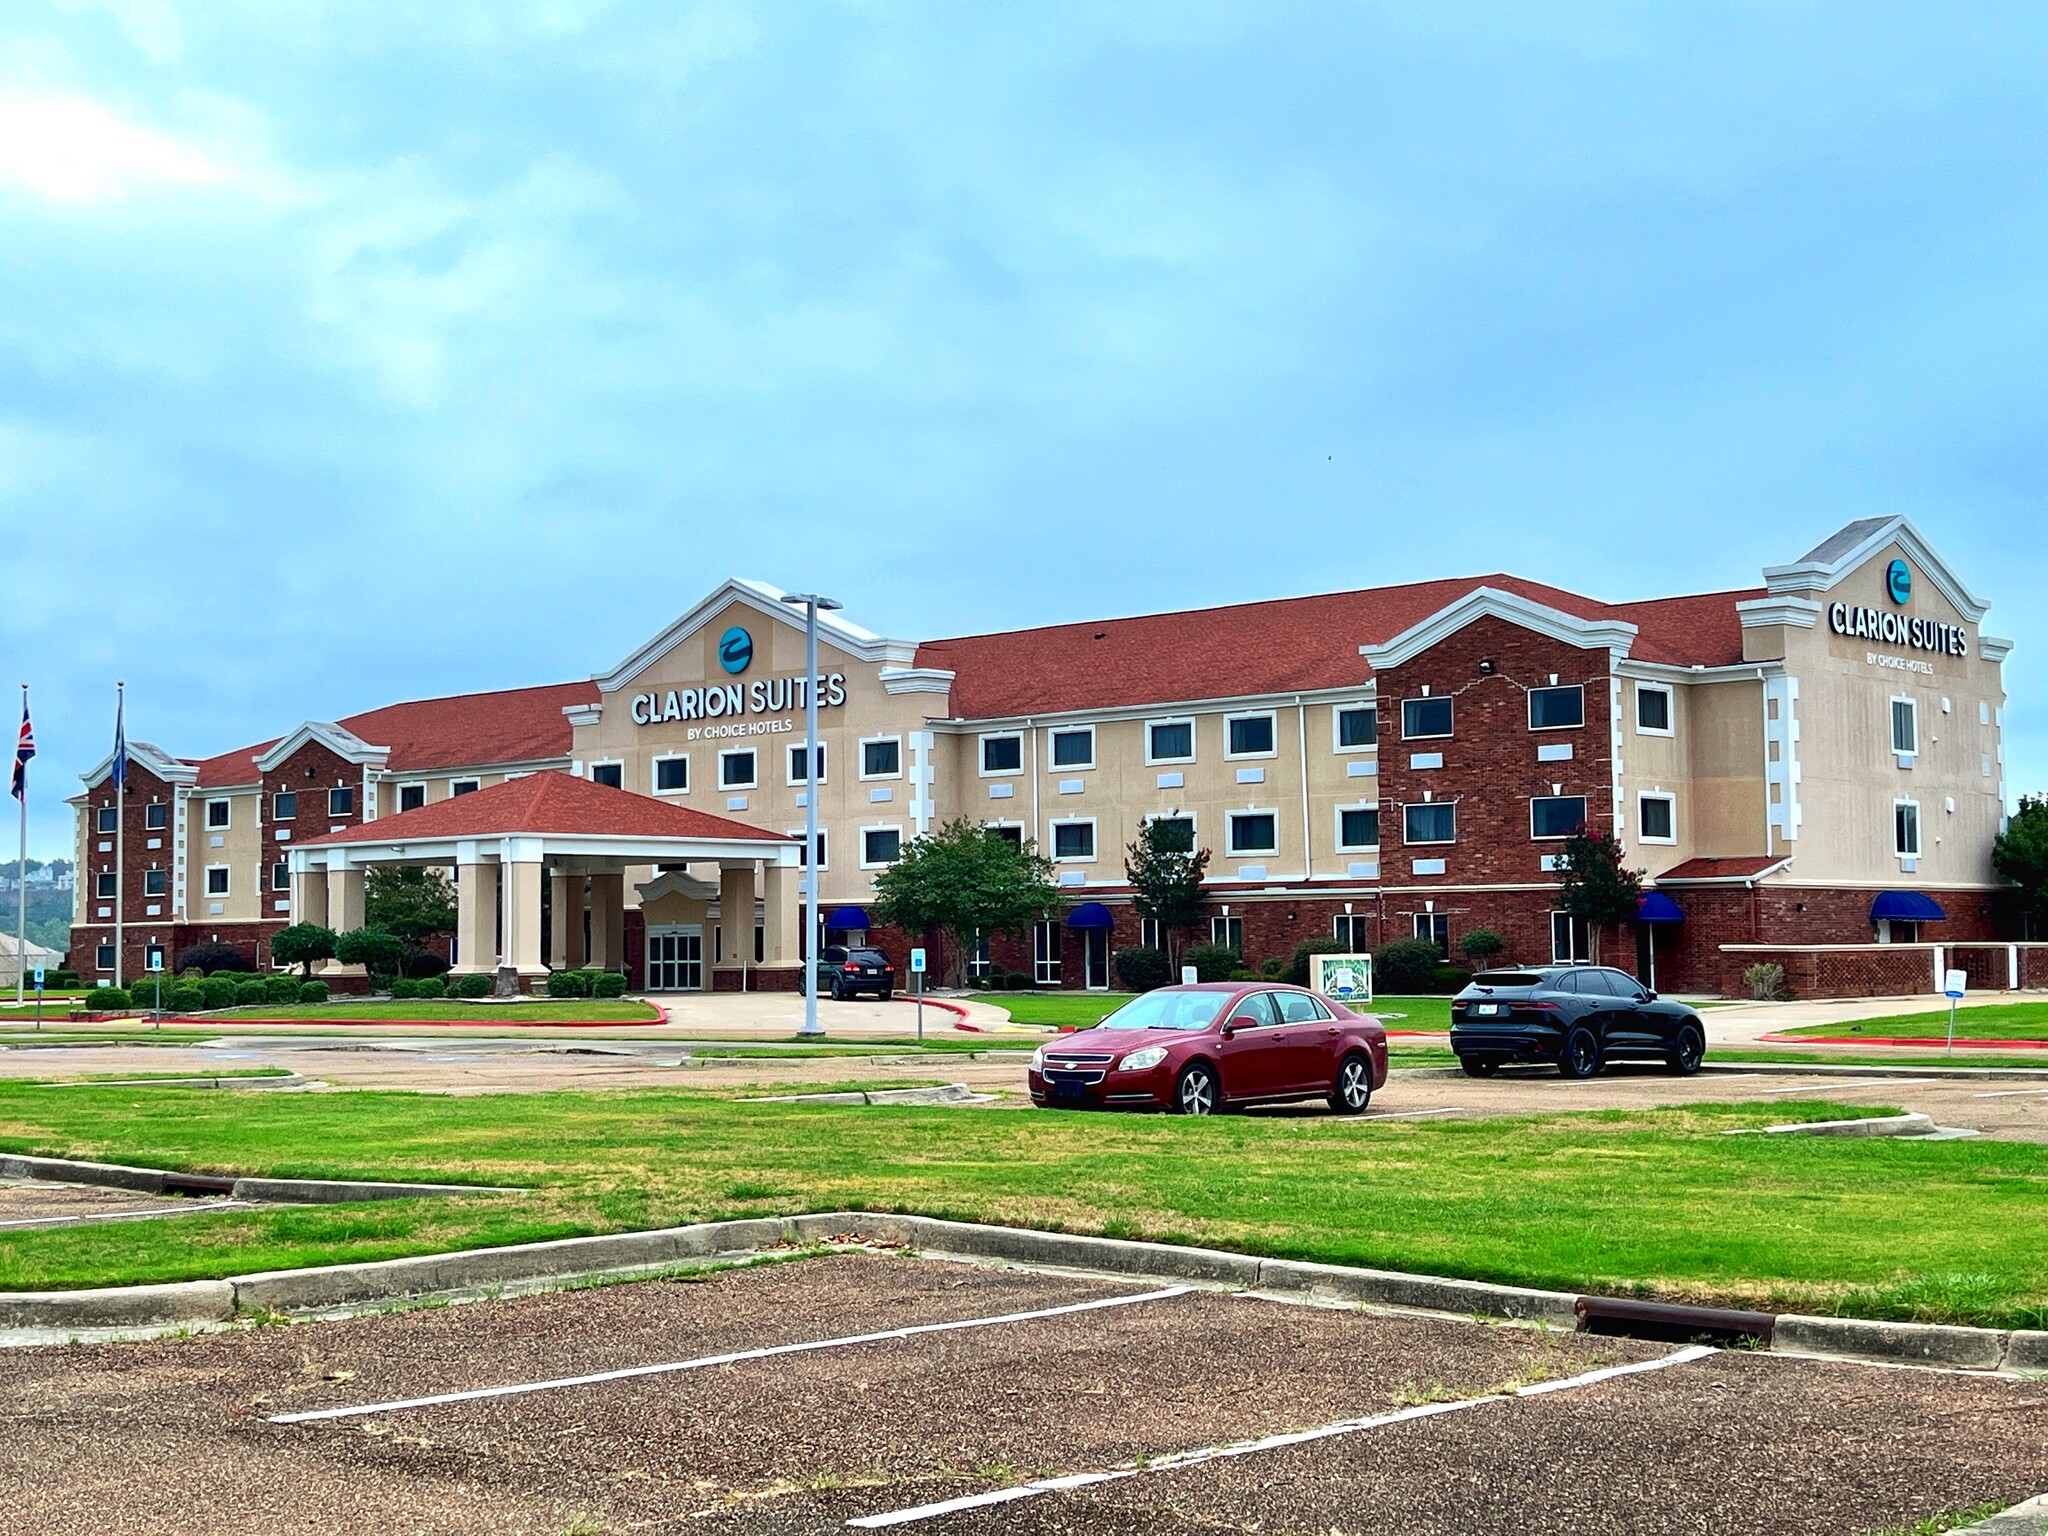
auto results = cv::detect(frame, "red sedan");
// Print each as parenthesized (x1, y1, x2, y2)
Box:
(1028, 983, 1388, 1116)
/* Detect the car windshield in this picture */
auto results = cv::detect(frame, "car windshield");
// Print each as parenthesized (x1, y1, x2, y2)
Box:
(847, 950, 889, 964)
(1096, 990, 1229, 1031)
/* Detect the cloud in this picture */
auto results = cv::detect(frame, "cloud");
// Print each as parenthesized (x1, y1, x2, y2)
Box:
(0, 90, 224, 203)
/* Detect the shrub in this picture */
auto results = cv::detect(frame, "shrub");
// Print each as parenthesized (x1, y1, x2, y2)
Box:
(234, 977, 270, 1006)
(128, 976, 169, 1011)
(175, 942, 255, 975)
(1111, 946, 1171, 992)
(1257, 956, 1287, 980)
(591, 971, 628, 999)
(1002, 971, 1032, 990)
(546, 969, 592, 998)
(1373, 937, 1445, 994)
(299, 980, 329, 1004)
(389, 977, 417, 1000)
(199, 976, 237, 1011)
(1286, 936, 1345, 987)
(413, 976, 447, 1000)
(400, 949, 451, 979)
(336, 927, 404, 975)
(165, 982, 204, 1014)
(450, 972, 492, 998)
(1744, 962, 1790, 1002)
(1457, 928, 1506, 968)
(49, 969, 81, 988)
(264, 974, 301, 1003)
(1430, 964, 1473, 994)
(1181, 943, 1239, 983)
(1228, 967, 1259, 981)
(368, 973, 397, 996)
(85, 985, 131, 1010)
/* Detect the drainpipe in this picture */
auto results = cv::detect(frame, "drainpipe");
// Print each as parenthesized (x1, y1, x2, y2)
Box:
(1295, 695, 1311, 885)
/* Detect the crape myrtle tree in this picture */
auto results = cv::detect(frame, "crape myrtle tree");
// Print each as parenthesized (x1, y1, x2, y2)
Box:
(1994, 794, 2048, 939)
(872, 819, 1063, 986)
(1123, 812, 1210, 967)
(367, 865, 459, 976)
(270, 923, 338, 980)
(1553, 827, 1643, 965)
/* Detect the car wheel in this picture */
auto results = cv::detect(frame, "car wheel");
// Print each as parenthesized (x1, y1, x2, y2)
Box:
(1172, 1063, 1219, 1117)
(880, 988, 893, 1002)
(1329, 1053, 1373, 1115)
(829, 978, 846, 1002)
(1458, 1056, 1499, 1078)
(1666, 1022, 1705, 1076)
(1558, 1026, 1601, 1080)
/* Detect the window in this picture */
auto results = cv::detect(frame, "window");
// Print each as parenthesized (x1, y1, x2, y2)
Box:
(1337, 806, 1380, 851)
(272, 862, 290, 892)
(1146, 719, 1195, 764)
(1894, 800, 1921, 858)
(205, 799, 230, 830)
(860, 737, 901, 779)
(980, 734, 1023, 774)
(1891, 697, 1918, 757)
(328, 786, 354, 816)
(1226, 811, 1278, 856)
(1225, 712, 1276, 758)
(1332, 913, 1370, 949)
(653, 756, 689, 794)
(1146, 814, 1195, 853)
(1636, 684, 1673, 735)
(95, 871, 115, 899)
(1402, 697, 1453, 739)
(1528, 685, 1585, 730)
(1413, 912, 1449, 953)
(144, 868, 166, 896)
(1049, 726, 1094, 769)
(1639, 793, 1676, 844)
(450, 778, 480, 797)
(272, 792, 296, 820)
(205, 866, 230, 896)
(787, 743, 826, 785)
(1228, 991, 1279, 1028)
(969, 940, 993, 980)
(95, 943, 114, 971)
(1335, 704, 1377, 751)
(1531, 796, 1589, 840)
(144, 802, 169, 830)
(399, 783, 426, 812)
(1033, 920, 1062, 984)
(1211, 915, 1243, 954)
(719, 750, 758, 790)
(1051, 820, 1097, 861)
(861, 826, 903, 867)
(96, 805, 117, 833)
(1404, 802, 1456, 844)
(1277, 991, 1331, 1024)
(790, 828, 829, 869)
(589, 761, 624, 789)
(1140, 917, 1164, 951)
(985, 823, 1024, 847)
(1551, 912, 1591, 964)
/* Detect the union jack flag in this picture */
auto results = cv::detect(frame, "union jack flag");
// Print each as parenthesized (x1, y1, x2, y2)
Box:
(9, 695, 29, 802)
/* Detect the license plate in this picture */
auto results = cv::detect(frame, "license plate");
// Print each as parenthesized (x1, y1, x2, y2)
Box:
(1053, 1080, 1085, 1099)
(1473, 1003, 1501, 1016)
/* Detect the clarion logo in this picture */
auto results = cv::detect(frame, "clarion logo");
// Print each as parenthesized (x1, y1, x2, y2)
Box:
(1828, 601, 1968, 658)
(1885, 558, 1912, 605)
(718, 626, 753, 674)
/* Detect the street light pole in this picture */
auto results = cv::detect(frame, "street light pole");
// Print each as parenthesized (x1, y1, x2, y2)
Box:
(781, 591, 840, 1039)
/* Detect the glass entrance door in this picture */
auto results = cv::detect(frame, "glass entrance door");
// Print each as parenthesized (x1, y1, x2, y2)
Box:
(1082, 929, 1109, 990)
(647, 926, 704, 991)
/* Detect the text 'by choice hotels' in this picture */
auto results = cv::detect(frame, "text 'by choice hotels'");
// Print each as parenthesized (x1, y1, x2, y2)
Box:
(629, 673, 849, 728)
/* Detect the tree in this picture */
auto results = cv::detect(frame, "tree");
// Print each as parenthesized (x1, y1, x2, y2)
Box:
(1123, 813, 1211, 964)
(872, 819, 1062, 986)
(1554, 828, 1642, 962)
(367, 866, 458, 943)
(336, 926, 405, 978)
(1994, 794, 2048, 937)
(271, 923, 338, 980)
(1457, 928, 1505, 969)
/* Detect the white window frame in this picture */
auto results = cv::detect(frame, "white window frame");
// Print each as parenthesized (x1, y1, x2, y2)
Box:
(1140, 916, 1165, 951)
(1637, 791, 1677, 846)
(787, 827, 829, 870)
(1332, 913, 1369, 949)
(397, 781, 427, 811)
(978, 732, 1024, 777)
(1223, 710, 1279, 761)
(786, 741, 827, 787)
(1048, 816, 1099, 863)
(1332, 702, 1377, 753)
(1527, 684, 1586, 732)
(859, 822, 905, 870)
(1335, 801, 1381, 852)
(327, 785, 355, 817)
(1414, 911, 1450, 950)
(271, 861, 290, 892)
(144, 801, 170, 830)
(143, 866, 167, 897)
(95, 942, 115, 972)
(1550, 911, 1591, 964)
(1403, 801, 1457, 845)
(95, 870, 116, 899)
(204, 864, 231, 897)
(719, 748, 759, 791)
(983, 819, 1025, 846)
(1211, 915, 1243, 953)
(450, 778, 481, 797)
(1401, 696, 1454, 741)
(271, 791, 296, 821)
(1144, 716, 1197, 766)
(1225, 807, 1279, 857)
(205, 798, 231, 830)
(858, 734, 904, 781)
(1890, 695, 1918, 758)
(1635, 683, 1674, 737)
(1141, 810, 1197, 854)
(650, 753, 690, 796)
(1894, 798, 1921, 859)
(96, 805, 117, 833)
(1529, 795, 1590, 842)
(1047, 724, 1096, 771)
(1033, 919, 1062, 984)
(586, 758, 626, 791)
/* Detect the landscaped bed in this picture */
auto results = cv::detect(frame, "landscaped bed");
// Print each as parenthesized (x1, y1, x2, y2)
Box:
(0, 1082, 2041, 1328)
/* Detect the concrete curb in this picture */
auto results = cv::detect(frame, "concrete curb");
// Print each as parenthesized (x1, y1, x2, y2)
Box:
(2, 1153, 522, 1206)
(47, 1074, 305, 1091)
(1772, 1314, 2010, 1371)
(0, 1280, 234, 1331)
(1950, 1493, 2048, 1535)
(746, 1083, 987, 1107)
(1752, 1112, 1937, 1138)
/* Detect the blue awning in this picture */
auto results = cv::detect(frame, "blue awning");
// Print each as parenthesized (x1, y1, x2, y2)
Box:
(1871, 891, 1946, 922)
(825, 906, 871, 930)
(1065, 901, 1115, 930)
(1637, 892, 1685, 925)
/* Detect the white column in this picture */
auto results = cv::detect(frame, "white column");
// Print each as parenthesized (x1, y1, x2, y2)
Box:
(550, 872, 585, 970)
(588, 873, 625, 972)
(453, 855, 499, 976)
(717, 863, 755, 985)
(506, 857, 545, 980)
(761, 860, 799, 969)
(321, 858, 367, 976)
(293, 858, 328, 929)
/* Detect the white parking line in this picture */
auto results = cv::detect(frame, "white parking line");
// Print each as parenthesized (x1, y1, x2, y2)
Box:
(1975, 1089, 2048, 1098)
(1345, 1107, 1464, 1121)
(846, 1343, 1716, 1528)
(1758, 1079, 1932, 1094)
(268, 1285, 1193, 1425)
(0, 1200, 251, 1230)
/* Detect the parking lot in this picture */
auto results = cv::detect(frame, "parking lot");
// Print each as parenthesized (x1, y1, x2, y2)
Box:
(4, 1251, 2043, 1534)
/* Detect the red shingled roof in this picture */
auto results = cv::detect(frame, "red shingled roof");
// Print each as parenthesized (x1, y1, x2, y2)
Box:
(1653, 855, 1789, 883)
(915, 576, 1765, 719)
(301, 771, 792, 846)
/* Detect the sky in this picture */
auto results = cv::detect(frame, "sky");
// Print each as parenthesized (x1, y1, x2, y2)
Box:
(2, 1, 2044, 859)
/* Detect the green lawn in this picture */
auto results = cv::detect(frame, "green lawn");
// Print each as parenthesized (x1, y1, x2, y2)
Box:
(1777, 1001, 2048, 1043)
(987, 991, 1453, 1031)
(213, 999, 664, 1023)
(0, 1082, 2042, 1328)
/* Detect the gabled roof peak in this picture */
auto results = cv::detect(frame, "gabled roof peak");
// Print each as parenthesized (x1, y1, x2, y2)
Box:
(1764, 516, 1988, 622)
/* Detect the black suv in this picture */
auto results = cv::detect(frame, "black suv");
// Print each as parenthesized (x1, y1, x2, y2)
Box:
(804, 945, 897, 1001)
(1449, 966, 1706, 1079)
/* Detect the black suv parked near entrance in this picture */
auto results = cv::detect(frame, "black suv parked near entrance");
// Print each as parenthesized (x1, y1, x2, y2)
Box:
(803, 945, 897, 1001)
(1449, 966, 1706, 1079)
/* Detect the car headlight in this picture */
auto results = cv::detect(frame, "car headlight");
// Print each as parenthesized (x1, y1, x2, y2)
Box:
(1118, 1046, 1168, 1072)
(1030, 1044, 1047, 1071)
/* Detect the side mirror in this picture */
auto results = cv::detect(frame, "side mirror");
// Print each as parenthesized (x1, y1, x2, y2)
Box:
(1219, 1023, 1237, 1040)
(1642, 989, 1658, 1002)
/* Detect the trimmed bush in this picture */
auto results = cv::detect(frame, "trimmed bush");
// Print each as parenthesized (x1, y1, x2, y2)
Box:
(389, 977, 416, 1000)
(1181, 943, 1240, 983)
(199, 976, 237, 1011)
(1257, 956, 1287, 980)
(1429, 964, 1473, 994)
(1457, 928, 1506, 968)
(450, 972, 492, 998)
(49, 969, 81, 988)
(590, 971, 628, 999)
(264, 974, 301, 1003)
(1373, 937, 1444, 994)
(413, 976, 446, 1000)
(85, 985, 131, 1010)
(175, 942, 255, 975)
(1002, 972, 1031, 990)
(546, 969, 593, 998)
(165, 982, 204, 1014)
(1111, 946, 1171, 992)
(1228, 967, 1259, 982)
(299, 980, 329, 1004)
(234, 977, 270, 1006)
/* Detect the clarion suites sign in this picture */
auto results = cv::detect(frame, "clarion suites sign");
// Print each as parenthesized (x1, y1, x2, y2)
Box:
(1826, 603, 1970, 659)
(628, 673, 849, 734)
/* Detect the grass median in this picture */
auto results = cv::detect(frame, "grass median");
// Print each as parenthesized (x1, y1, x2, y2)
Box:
(1777, 1001, 2048, 1043)
(989, 992, 1454, 1031)
(0, 1083, 2042, 1327)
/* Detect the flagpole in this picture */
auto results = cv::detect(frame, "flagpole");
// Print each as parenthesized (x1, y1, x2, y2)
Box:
(114, 681, 125, 991)
(13, 685, 24, 1006)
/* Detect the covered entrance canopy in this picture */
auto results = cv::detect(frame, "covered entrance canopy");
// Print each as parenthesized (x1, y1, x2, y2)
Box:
(293, 772, 800, 986)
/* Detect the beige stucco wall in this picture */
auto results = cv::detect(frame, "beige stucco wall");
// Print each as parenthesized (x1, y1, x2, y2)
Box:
(1616, 674, 1768, 876)
(188, 785, 263, 922)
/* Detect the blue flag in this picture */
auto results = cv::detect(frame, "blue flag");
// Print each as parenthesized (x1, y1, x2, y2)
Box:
(111, 691, 127, 790)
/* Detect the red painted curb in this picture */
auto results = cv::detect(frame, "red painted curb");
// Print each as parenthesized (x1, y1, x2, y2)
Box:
(163, 1012, 668, 1030)
(1757, 1032, 2048, 1050)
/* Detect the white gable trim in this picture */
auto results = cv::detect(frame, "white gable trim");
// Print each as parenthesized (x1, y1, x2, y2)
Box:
(78, 741, 196, 790)
(594, 578, 918, 693)
(1763, 517, 1988, 622)
(1735, 596, 1822, 631)
(1359, 587, 1638, 671)
(254, 721, 391, 773)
